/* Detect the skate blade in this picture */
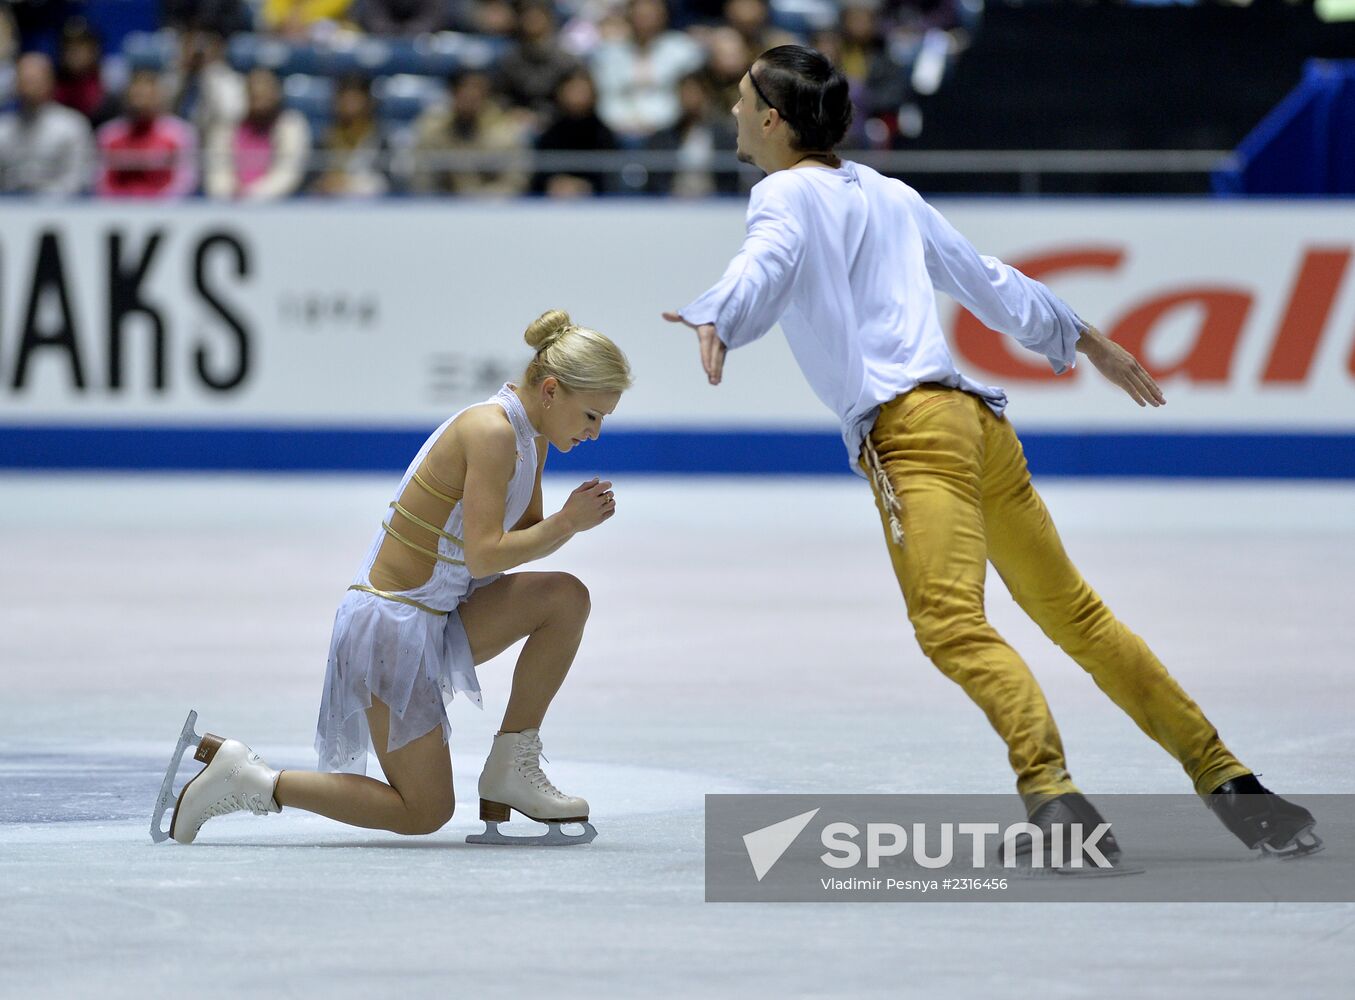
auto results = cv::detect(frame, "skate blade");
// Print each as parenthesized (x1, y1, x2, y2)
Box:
(465, 820, 598, 847)
(149, 710, 203, 844)
(1260, 826, 1324, 861)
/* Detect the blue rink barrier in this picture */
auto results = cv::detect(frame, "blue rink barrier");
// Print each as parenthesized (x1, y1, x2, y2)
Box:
(2, 426, 1353, 479)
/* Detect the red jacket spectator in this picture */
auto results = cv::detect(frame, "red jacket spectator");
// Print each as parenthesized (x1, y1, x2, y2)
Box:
(95, 69, 198, 198)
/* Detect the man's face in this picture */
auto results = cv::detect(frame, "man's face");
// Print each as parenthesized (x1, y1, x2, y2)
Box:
(629, 0, 667, 42)
(453, 74, 490, 119)
(246, 70, 281, 118)
(732, 70, 768, 166)
(557, 75, 594, 117)
(520, 4, 554, 42)
(15, 55, 54, 109)
(334, 85, 370, 124)
(127, 74, 161, 120)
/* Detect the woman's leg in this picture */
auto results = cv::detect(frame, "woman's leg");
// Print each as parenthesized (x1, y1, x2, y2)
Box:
(275, 697, 455, 834)
(273, 571, 588, 831)
(868, 387, 1077, 810)
(976, 407, 1250, 796)
(456, 571, 592, 732)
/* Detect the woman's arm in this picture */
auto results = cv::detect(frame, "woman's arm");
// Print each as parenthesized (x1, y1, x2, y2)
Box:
(510, 443, 548, 531)
(460, 412, 614, 577)
(508, 444, 580, 562)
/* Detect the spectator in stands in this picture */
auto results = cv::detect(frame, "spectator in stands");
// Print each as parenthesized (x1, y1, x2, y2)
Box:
(205, 67, 311, 199)
(840, 0, 910, 121)
(809, 26, 843, 66)
(261, 0, 355, 40)
(53, 20, 117, 128)
(163, 0, 255, 37)
(0, 52, 93, 195)
(310, 75, 390, 197)
(532, 66, 616, 197)
(354, 0, 445, 36)
(95, 67, 198, 198)
(496, 0, 581, 121)
(591, 0, 704, 141)
(409, 68, 528, 196)
(447, 0, 517, 37)
(167, 31, 247, 140)
(0, 4, 18, 102)
(644, 69, 739, 197)
(721, 0, 796, 54)
(703, 24, 750, 113)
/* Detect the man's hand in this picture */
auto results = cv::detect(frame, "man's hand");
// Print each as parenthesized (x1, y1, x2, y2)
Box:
(1076, 324, 1166, 407)
(662, 311, 727, 386)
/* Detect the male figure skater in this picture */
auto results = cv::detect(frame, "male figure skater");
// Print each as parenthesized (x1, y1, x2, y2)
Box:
(664, 45, 1320, 862)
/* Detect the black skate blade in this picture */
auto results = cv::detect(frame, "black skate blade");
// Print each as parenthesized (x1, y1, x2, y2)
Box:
(1260, 826, 1324, 861)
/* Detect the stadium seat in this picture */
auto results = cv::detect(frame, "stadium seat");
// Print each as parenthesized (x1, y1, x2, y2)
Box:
(373, 75, 446, 124)
(769, 0, 837, 36)
(122, 30, 177, 72)
(283, 74, 335, 122)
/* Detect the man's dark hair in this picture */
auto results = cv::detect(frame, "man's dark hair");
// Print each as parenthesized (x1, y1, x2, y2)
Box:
(749, 45, 852, 152)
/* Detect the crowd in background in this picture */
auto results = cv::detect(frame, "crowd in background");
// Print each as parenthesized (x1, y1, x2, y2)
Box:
(0, 0, 969, 198)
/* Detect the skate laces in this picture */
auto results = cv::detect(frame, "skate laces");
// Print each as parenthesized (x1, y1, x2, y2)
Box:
(199, 791, 273, 823)
(513, 734, 566, 800)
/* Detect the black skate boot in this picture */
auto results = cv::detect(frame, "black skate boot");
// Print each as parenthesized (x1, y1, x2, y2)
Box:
(1209, 774, 1322, 859)
(1009, 793, 1140, 876)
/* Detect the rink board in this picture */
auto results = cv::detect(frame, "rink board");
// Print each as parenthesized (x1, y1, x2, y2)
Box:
(0, 200, 1352, 475)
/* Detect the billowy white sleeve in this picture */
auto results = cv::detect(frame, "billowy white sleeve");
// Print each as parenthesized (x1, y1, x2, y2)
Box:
(915, 195, 1082, 374)
(679, 181, 805, 350)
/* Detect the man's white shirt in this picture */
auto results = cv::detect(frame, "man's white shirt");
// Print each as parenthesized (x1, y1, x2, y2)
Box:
(680, 160, 1085, 474)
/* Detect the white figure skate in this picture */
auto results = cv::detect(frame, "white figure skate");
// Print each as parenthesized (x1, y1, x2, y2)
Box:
(149, 711, 281, 845)
(466, 728, 597, 846)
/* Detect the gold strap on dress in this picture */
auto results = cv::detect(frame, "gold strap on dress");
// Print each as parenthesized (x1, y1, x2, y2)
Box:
(862, 436, 906, 547)
(347, 585, 449, 616)
(388, 502, 464, 547)
(381, 520, 466, 565)
(411, 470, 462, 505)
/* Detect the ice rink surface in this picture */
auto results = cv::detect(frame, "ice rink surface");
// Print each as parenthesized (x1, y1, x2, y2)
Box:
(2, 473, 1353, 999)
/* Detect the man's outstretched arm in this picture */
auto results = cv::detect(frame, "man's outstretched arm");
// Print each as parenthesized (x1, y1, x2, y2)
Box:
(914, 195, 1163, 406)
(663, 180, 806, 386)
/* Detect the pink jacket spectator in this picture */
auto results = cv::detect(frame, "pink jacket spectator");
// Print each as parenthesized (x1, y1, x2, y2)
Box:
(95, 115, 198, 198)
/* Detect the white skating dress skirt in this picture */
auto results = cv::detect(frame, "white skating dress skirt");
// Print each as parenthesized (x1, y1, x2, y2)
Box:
(315, 384, 539, 774)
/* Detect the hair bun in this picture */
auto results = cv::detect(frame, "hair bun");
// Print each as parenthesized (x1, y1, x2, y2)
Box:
(524, 309, 573, 350)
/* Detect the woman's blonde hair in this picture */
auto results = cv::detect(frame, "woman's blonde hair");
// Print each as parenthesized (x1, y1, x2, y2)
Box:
(523, 309, 634, 394)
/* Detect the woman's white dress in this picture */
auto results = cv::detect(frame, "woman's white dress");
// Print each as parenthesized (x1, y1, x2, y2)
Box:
(314, 384, 539, 774)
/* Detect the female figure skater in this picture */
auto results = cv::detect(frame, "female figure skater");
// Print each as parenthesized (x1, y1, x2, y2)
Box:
(157, 310, 632, 846)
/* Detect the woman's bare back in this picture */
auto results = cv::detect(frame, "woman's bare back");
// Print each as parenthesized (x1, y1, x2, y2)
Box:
(368, 403, 514, 592)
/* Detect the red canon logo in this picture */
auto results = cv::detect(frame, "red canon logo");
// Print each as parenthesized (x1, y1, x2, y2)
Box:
(951, 247, 1354, 383)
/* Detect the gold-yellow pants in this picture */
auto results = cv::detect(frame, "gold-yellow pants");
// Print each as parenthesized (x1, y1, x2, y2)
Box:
(862, 385, 1250, 810)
